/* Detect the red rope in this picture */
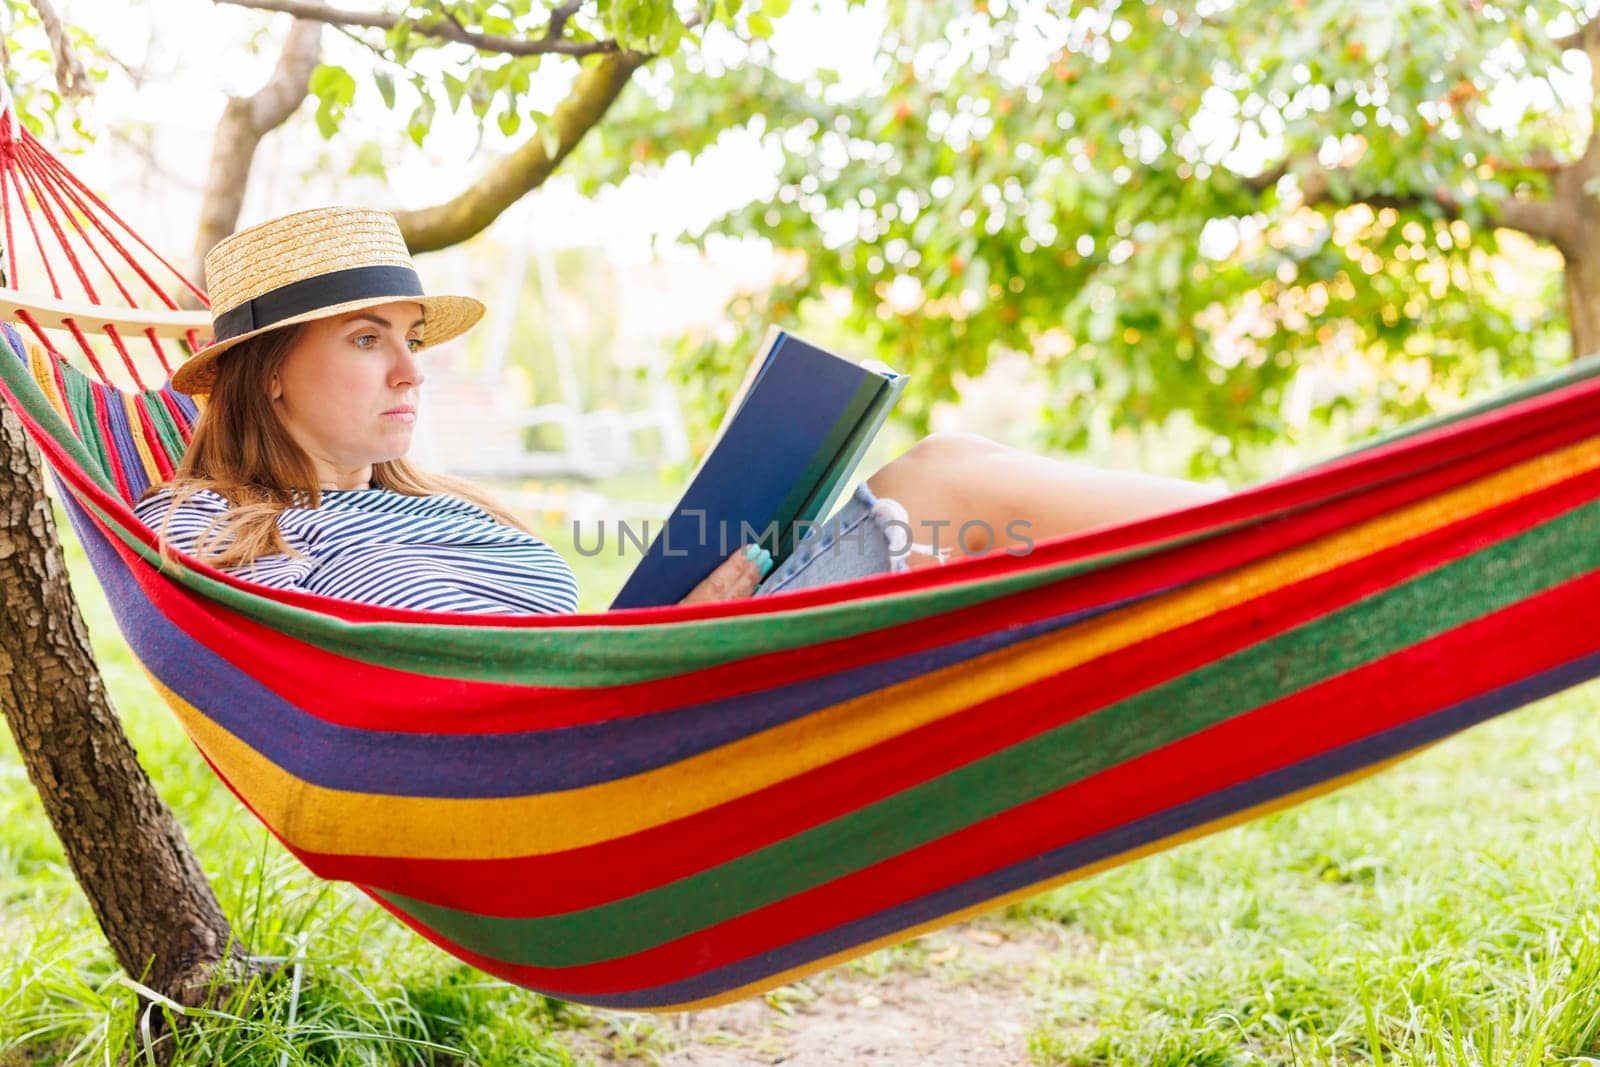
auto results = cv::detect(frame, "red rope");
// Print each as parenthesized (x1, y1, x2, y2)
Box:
(0, 115, 207, 391)
(156, 388, 195, 444)
(23, 126, 208, 307)
(4, 151, 66, 299)
(44, 344, 79, 437)
(25, 135, 190, 332)
(15, 306, 109, 383)
(14, 145, 104, 303)
(12, 142, 147, 387)
(143, 325, 172, 376)
(102, 324, 146, 391)
(20, 141, 144, 310)
(87, 380, 132, 503)
(0, 124, 16, 286)
(133, 395, 175, 481)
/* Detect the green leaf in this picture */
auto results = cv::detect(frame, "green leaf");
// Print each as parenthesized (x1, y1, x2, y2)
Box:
(308, 64, 357, 139)
(407, 93, 436, 148)
(499, 109, 521, 137)
(443, 71, 467, 112)
(349, 139, 388, 180)
(308, 63, 356, 101)
(747, 13, 773, 37)
(375, 71, 396, 110)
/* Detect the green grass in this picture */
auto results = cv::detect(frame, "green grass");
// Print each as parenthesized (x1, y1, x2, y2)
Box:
(1013, 686, 1600, 1066)
(4, 502, 1600, 1063)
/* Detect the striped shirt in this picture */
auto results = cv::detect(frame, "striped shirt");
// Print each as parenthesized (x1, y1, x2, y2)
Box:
(134, 486, 580, 616)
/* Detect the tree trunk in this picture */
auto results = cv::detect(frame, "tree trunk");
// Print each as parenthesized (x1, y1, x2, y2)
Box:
(1564, 245, 1600, 361)
(183, 17, 323, 308)
(0, 401, 250, 1027)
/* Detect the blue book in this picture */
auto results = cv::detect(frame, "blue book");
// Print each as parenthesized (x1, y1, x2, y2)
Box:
(610, 328, 907, 609)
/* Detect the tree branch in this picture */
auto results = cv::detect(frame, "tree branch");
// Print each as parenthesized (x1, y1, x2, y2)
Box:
(546, 0, 584, 38)
(1483, 150, 1565, 174)
(1242, 160, 1290, 194)
(26, 0, 92, 98)
(245, 15, 323, 130)
(1488, 196, 1577, 245)
(213, 0, 620, 57)
(1552, 23, 1589, 51)
(1247, 158, 1576, 253)
(394, 48, 649, 252)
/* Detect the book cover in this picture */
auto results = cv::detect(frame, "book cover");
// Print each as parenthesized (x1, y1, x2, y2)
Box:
(609, 330, 905, 609)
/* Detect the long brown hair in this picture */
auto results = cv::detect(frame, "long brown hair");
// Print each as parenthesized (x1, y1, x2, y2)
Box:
(147, 322, 529, 570)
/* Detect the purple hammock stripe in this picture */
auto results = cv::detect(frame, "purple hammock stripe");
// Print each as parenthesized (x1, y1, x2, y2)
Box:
(162, 387, 201, 437)
(95, 380, 150, 503)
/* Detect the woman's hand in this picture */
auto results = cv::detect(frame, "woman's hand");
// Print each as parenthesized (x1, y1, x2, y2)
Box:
(677, 545, 773, 605)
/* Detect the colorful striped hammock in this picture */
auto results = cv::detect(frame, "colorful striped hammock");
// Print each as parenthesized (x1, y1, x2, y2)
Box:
(2, 116, 1600, 1013)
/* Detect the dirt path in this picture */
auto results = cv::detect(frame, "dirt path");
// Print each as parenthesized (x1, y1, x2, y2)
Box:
(570, 917, 1086, 1066)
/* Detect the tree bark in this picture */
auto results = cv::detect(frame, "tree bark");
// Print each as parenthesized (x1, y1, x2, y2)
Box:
(1547, 102, 1600, 360)
(0, 401, 251, 1027)
(1562, 247, 1600, 360)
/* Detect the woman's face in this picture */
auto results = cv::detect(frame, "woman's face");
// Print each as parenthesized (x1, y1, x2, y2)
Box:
(272, 300, 426, 488)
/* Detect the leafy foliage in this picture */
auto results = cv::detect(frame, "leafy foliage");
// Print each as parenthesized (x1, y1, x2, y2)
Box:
(22, 0, 1593, 481)
(604, 0, 1592, 477)
(302, 0, 804, 152)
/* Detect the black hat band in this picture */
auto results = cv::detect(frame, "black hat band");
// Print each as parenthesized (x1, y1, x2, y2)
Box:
(212, 264, 425, 342)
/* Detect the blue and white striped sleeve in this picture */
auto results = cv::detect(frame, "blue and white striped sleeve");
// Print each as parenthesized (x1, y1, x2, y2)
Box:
(133, 488, 316, 589)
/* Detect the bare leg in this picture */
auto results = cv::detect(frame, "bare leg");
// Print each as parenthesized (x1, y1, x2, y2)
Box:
(865, 431, 1229, 569)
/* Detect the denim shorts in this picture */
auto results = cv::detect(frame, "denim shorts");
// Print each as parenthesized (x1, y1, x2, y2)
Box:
(754, 480, 946, 597)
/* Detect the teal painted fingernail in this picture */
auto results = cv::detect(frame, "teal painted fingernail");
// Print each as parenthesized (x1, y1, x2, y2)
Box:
(743, 544, 763, 561)
(757, 552, 774, 577)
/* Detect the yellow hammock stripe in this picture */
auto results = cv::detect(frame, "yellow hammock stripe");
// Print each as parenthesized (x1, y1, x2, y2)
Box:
(121, 391, 164, 487)
(27, 343, 68, 415)
(146, 433, 1600, 860)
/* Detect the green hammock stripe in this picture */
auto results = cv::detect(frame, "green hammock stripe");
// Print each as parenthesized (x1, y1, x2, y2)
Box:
(0, 353, 118, 498)
(376, 498, 1600, 968)
(61, 366, 115, 486)
(72, 476, 1247, 688)
(140, 391, 189, 469)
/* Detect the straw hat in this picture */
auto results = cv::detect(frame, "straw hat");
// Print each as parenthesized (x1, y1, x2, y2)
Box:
(170, 205, 486, 395)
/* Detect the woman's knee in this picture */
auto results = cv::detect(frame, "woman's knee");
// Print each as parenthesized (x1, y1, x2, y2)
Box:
(885, 430, 1007, 476)
(872, 430, 1004, 501)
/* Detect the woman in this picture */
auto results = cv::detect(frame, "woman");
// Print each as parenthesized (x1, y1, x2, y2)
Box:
(139, 206, 1227, 613)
